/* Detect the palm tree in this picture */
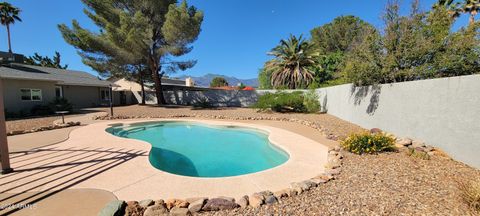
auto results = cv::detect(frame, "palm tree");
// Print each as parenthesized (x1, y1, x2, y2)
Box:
(266, 35, 319, 89)
(0, 2, 21, 53)
(460, 0, 480, 24)
(434, 0, 462, 18)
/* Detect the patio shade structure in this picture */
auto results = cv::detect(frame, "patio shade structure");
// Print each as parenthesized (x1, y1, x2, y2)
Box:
(0, 78, 13, 174)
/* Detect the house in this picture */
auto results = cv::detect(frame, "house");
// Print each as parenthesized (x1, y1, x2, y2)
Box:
(0, 55, 115, 115)
(110, 77, 204, 105)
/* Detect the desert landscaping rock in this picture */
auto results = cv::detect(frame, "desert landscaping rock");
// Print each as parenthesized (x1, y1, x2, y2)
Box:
(139, 199, 154, 208)
(412, 140, 426, 148)
(325, 168, 341, 176)
(185, 197, 207, 204)
(143, 204, 168, 216)
(165, 199, 189, 210)
(396, 137, 413, 146)
(273, 189, 289, 199)
(264, 195, 278, 204)
(291, 181, 312, 192)
(169, 207, 191, 216)
(248, 193, 265, 208)
(202, 198, 239, 211)
(215, 196, 235, 203)
(124, 201, 144, 216)
(235, 195, 249, 208)
(187, 198, 207, 213)
(310, 177, 328, 185)
(98, 200, 126, 216)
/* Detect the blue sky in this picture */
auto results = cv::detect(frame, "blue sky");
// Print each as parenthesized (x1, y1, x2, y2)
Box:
(2, 0, 471, 79)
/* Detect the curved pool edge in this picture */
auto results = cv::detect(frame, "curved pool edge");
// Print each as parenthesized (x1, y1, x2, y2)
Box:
(105, 121, 291, 178)
(41, 118, 330, 200)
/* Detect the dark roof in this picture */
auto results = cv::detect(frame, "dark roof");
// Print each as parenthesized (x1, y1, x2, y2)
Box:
(0, 63, 113, 87)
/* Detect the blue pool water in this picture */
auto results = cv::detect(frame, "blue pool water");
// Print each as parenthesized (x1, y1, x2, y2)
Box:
(106, 121, 289, 177)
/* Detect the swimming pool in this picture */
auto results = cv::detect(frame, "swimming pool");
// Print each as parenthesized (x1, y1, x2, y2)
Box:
(106, 121, 289, 177)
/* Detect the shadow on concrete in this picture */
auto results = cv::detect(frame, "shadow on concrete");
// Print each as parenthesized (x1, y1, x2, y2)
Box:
(0, 147, 147, 215)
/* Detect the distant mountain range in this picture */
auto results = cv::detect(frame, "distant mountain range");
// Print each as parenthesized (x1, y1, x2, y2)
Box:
(176, 73, 259, 87)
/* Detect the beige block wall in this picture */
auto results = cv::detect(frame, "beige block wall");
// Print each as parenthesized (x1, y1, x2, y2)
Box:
(2, 79, 57, 113)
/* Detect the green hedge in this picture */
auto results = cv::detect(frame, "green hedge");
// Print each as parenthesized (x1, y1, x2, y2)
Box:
(253, 91, 321, 113)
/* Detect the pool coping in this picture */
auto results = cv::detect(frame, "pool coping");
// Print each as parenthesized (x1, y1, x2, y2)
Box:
(5, 118, 330, 201)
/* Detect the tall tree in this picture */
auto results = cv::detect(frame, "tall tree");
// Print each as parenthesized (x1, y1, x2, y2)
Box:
(0, 2, 21, 53)
(58, 0, 203, 105)
(25, 52, 68, 69)
(266, 35, 319, 89)
(310, 16, 375, 54)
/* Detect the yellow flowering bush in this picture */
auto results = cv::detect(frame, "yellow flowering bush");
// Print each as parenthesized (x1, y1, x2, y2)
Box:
(341, 132, 395, 154)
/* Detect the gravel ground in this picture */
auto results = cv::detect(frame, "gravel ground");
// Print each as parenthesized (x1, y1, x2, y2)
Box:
(94, 105, 480, 216)
(5, 114, 85, 134)
(6, 116, 61, 134)
(202, 150, 480, 216)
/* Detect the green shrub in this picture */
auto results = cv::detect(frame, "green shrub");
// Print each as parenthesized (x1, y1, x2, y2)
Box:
(341, 132, 395, 154)
(254, 91, 322, 113)
(254, 91, 305, 113)
(49, 97, 73, 112)
(303, 90, 321, 113)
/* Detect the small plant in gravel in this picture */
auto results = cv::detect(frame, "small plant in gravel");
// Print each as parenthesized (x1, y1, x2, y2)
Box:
(407, 148, 430, 160)
(458, 179, 480, 213)
(341, 132, 395, 154)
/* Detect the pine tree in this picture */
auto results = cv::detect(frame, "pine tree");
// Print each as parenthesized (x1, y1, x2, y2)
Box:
(58, 0, 203, 105)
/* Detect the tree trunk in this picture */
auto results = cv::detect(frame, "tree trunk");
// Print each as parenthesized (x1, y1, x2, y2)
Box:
(7, 24, 12, 53)
(139, 71, 146, 105)
(470, 11, 477, 25)
(149, 58, 166, 105)
(152, 70, 166, 105)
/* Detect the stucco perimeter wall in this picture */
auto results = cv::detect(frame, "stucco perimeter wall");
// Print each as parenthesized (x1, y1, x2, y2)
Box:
(161, 89, 259, 107)
(262, 75, 480, 168)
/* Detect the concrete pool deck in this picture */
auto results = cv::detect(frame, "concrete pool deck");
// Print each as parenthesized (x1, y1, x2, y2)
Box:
(1, 119, 331, 203)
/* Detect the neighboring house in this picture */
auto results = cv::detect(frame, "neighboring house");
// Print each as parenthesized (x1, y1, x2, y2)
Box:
(0, 62, 114, 114)
(110, 77, 203, 105)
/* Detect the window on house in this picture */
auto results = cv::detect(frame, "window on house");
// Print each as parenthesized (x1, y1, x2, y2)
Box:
(55, 86, 63, 98)
(20, 89, 42, 101)
(101, 89, 110, 101)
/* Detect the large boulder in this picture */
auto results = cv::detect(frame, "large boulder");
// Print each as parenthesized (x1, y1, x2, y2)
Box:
(97, 200, 126, 216)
